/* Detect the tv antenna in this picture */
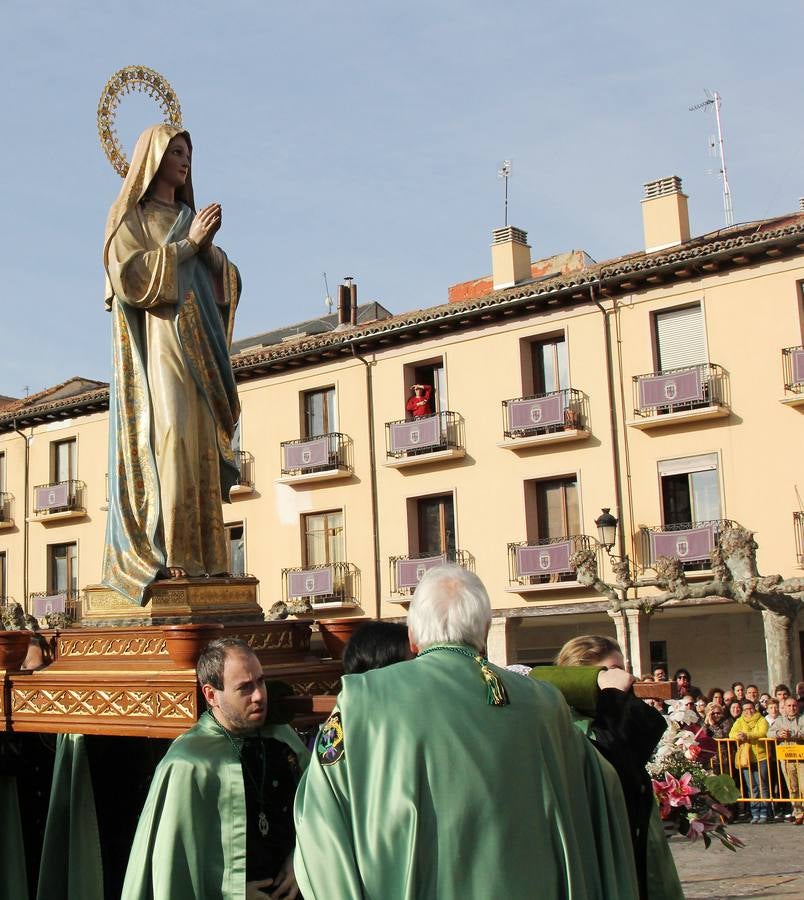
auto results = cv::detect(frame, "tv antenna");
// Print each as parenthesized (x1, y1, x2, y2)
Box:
(689, 90, 734, 227)
(497, 159, 512, 227)
(323, 272, 333, 314)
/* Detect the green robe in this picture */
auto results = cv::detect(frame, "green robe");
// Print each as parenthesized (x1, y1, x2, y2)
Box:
(294, 646, 638, 900)
(121, 715, 309, 900)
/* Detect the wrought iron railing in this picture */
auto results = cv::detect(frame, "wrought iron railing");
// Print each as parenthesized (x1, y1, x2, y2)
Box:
(632, 364, 729, 418)
(234, 450, 255, 487)
(281, 562, 358, 606)
(639, 519, 738, 572)
(32, 480, 85, 516)
(782, 345, 804, 394)
(388, 549, 473, 597)
(501, 388, 589, 439)
(795, 512, 804, 566)
(280, 432, 351, 476)
(28, 590, 80, 623)
(0, 491, 11, 522)
(507, 535, 597, 586)
(385, 411, 463, 459)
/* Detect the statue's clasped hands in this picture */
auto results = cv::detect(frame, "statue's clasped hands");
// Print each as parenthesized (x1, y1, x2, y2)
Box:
(189, 203, 222, 249)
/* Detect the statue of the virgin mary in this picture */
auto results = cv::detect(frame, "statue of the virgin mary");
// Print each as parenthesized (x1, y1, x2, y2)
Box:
(101, 123, 241, 604)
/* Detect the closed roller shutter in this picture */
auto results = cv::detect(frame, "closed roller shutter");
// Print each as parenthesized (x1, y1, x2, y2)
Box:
(654, 304, 708, 371)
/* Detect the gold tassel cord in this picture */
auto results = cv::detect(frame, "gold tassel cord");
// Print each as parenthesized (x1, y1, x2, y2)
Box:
(476, 656, 510, 707)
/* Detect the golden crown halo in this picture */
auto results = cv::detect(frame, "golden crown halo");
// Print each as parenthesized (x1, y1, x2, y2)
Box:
(97, 66, 183, 178)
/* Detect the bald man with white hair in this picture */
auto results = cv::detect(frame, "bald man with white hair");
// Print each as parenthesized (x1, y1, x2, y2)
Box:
(294, 565, 637, 899)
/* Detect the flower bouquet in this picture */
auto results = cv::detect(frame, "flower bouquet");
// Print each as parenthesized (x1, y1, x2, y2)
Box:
(646, 699, 744, 850)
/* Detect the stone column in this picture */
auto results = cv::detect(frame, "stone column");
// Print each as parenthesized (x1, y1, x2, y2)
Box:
(625, 609, 651, 678)
(486, 616, 521, 667)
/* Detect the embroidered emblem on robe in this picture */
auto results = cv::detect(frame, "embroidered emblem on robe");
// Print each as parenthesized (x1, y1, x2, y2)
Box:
(317, 712, 345, 765)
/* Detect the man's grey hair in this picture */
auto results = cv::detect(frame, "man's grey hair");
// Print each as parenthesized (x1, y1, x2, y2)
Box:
(407, 564, 491, 652)
(197, 637, 253, 690)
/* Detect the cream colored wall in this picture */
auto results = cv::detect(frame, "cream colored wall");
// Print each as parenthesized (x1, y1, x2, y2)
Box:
(612, 258, 804, 579)
(229, 358, 376, 615)
(368, 305, 621, 618)
(0, 412, 109, 603)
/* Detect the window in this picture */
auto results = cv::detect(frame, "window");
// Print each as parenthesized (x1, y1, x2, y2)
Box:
(225, 523, 245, 577)
(404, 359, 446, 415)
(650, 640, 668, 672)
(49, 542, 77, 595)
(0, 551, 6, 599)
(525, 477, 580, 541)
(658, 454, 721, 526)
(653, 304, 707, 371)
(416, 495, 455, 556)
(0, 450, 5, 494)
(303, 510, 344, 567)
(52, 438, 77, 483)
(529, 335, 569, 395)
(303, 387, 336, 437)
(232, 418, 241, 453)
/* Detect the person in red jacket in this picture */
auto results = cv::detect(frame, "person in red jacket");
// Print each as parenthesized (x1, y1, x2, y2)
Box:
(406, 383, 433, 419)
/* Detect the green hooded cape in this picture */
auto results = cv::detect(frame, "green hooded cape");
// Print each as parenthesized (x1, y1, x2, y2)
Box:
(121, 714, 309, 900)
(294, 646, 638, 900)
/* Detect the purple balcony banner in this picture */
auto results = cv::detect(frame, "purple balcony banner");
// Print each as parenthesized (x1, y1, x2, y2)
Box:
(288, 567, 334, 597)
(508, 394, 565, 430)
(33, 593, 67, 617)
(650, 524, 716, 562)
(638, 368, 703, 409)
(792, 348, 804, 385)
(515, 541, 573, 576)
(395, 554, 447, 589)
(35, 482, 69, 511)
(283, 437, 331, 470)
(389, 416, 441, 452)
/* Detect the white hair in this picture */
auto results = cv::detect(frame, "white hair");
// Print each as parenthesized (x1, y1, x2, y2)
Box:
(407, 564, 491, 651)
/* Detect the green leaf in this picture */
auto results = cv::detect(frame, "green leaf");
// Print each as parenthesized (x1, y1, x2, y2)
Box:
(704, 773, 740, 805)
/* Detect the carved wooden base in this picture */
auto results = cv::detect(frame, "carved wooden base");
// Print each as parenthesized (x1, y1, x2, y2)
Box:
(82, 577, 264, 626)
(5, 620, 341, 738)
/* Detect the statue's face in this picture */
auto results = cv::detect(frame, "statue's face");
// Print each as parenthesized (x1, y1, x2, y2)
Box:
(156, 134, 191, 191)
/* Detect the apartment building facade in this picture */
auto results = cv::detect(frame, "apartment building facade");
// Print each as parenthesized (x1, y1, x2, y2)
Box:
(1, 176, 802, 689)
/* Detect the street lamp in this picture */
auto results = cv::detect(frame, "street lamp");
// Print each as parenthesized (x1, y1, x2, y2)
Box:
(595, 508, 618, 552)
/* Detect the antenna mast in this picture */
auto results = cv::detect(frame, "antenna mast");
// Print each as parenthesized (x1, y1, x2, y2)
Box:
(497, 159, 512, 227)
(689, 90, 734, 227)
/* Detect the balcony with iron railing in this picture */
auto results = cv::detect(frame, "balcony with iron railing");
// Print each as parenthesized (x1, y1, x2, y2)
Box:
(795, 512, 804, 567)
(506, 535, 598, 592)
(0, 491, 13, 529)
(230, 450, 256, 496)
(384, 411, 465, 469)
(629, 364, 730, 429)
(277, 432, 352, 484)
(781, 346, 804, 407)
(639, 519, 737, 572)
(28, 590, 80, 624)
(32, 480, 86, 521)
(388, 549, 473, 600)
(281, 562, 359, 608)
(499, 388, 591, 449)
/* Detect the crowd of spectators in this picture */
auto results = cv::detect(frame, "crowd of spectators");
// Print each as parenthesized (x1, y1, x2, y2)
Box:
(640, 667, 804, 825)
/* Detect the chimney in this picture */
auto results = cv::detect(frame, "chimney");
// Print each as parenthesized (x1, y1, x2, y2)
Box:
(491, 226, 532, 290)
(798, 198, 804, 212)
(337, 277, 358, 329)
(641, 176, 691, 253)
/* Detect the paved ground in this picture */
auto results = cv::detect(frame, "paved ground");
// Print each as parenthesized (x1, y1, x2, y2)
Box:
(670, 820, 804, 898)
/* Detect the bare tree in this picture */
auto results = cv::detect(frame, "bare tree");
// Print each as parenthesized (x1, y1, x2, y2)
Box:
(571, 527, 803, 687)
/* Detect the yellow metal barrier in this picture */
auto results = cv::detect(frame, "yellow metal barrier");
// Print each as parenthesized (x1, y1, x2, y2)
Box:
(715, 738, 804, 807)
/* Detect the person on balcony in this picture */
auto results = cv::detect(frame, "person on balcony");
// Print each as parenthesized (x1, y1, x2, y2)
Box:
(405, 383, 433, 419)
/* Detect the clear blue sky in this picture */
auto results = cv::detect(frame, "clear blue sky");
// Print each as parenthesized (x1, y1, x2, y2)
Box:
(2, 1, 803, 397)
